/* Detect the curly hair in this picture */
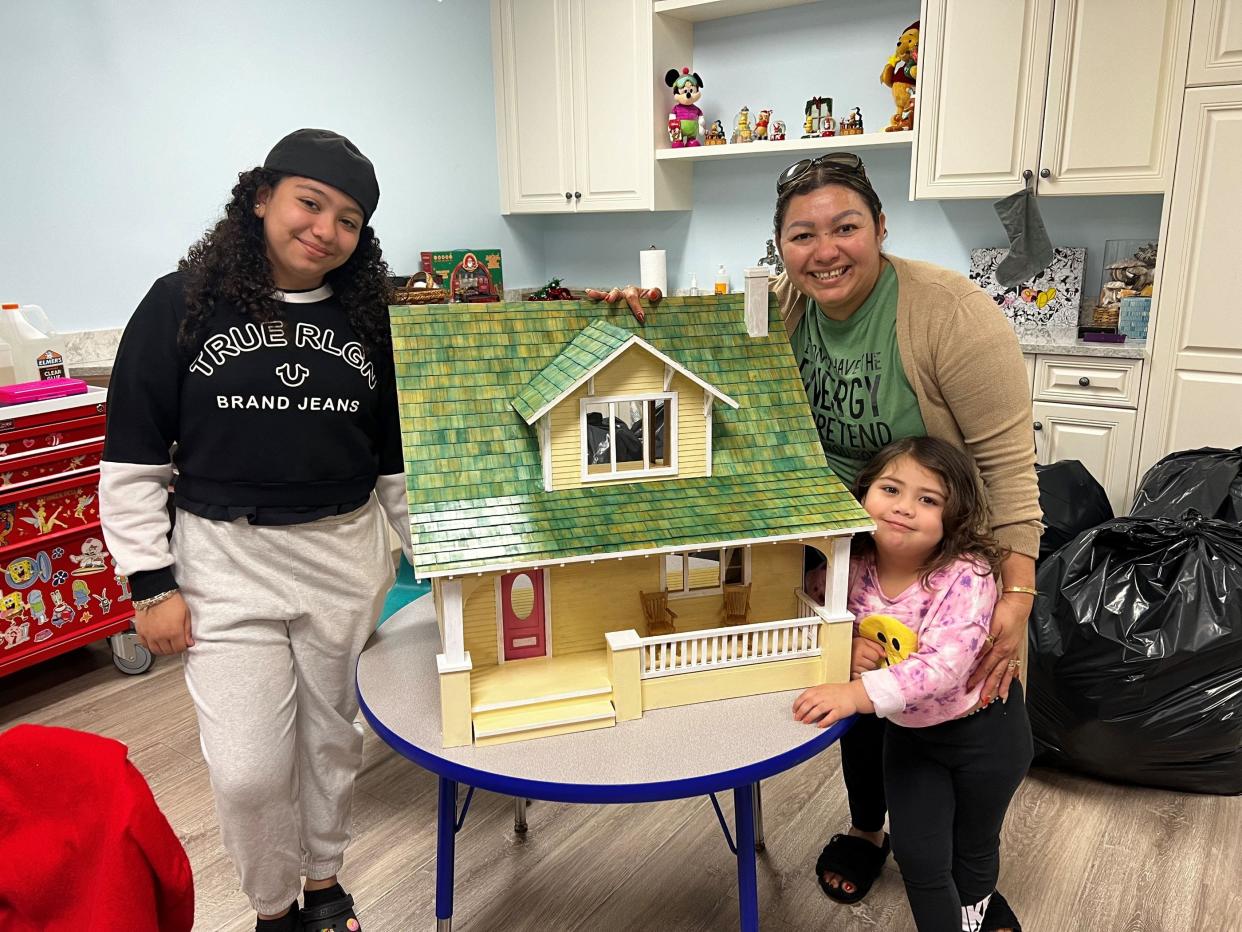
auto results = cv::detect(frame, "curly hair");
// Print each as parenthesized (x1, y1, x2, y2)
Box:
(852, 436, 1006, 586)
(177, 167, 392, 358)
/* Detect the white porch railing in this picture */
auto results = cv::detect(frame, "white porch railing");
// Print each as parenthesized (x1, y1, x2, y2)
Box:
(638, 615, 822, 679)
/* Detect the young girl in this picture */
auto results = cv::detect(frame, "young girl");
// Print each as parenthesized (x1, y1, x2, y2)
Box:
(100, 129, 410, 932)
(793, 437, 1033, 932)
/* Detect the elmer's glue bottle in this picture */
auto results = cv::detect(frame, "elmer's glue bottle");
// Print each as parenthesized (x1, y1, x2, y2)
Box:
(0, 304, 70, 385)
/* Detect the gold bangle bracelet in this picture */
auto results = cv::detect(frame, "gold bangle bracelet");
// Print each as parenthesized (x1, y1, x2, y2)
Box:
(1002, 585, 1038, 597)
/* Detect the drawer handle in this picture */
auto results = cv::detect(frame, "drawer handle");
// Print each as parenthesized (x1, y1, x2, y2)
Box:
(1078, 376, 1090, 386)
(574, 191, 582, 199)
(1033, 421, 1043, 431)
(565, 192, 572, 200)
(1040, 168, 1051, 179)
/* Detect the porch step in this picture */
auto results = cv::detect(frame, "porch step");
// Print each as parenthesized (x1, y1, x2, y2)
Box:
(473, 695, 616, 746)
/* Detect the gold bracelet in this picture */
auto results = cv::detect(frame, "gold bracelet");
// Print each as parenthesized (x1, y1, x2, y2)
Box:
(1001, 585, 1038, 597)
(133, 589, 179, 612)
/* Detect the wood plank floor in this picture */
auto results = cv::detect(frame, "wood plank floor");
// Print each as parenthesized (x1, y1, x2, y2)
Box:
(3, 642, 1240, 932)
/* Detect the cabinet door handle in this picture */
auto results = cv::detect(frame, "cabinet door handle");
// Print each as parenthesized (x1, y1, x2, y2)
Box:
(1078, 376, 1090, 386)
(1033, 421, 1043, 431)
(574, 191, 581, 199)
(1040, 168, 1051, 178)
(565, 192, 572, 200)
(1023, 169, 1033, 181)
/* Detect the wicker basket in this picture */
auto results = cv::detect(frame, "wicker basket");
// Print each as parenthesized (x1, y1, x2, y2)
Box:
(392, 273, 449, 306)
(1092, 304, 1120, 327)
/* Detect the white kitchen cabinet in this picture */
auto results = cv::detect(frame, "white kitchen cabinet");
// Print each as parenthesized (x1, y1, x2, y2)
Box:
(1033, 402, 1137, 515)
(1139, 84, 1242, 473)
(913, 0, 1192, 199)
(1187, 0, 1242, 86)
(491, 0, 690, 214)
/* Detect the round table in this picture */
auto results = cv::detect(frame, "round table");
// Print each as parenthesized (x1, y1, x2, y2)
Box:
(357, 596, 852, 931)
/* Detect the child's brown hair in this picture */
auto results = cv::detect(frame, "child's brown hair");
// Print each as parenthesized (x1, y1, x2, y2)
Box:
(852, 437, 1006, 585)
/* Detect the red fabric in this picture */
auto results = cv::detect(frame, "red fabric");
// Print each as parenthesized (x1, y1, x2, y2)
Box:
(0, 724, 194, 931)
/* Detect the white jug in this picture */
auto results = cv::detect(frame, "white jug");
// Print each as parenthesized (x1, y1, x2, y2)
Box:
(0, 304, 70, 386)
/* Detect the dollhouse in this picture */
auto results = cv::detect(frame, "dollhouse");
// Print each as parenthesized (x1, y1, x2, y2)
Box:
(390, 292, 873, 747)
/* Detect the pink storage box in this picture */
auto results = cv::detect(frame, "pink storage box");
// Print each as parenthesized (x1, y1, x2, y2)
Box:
(0, 377, 89, 406)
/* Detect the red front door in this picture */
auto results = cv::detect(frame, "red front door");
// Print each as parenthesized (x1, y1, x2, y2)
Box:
(500, 570, 546, 661)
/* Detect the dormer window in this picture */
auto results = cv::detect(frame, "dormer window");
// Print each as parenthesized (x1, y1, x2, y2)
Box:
(582, 392, 676, 480)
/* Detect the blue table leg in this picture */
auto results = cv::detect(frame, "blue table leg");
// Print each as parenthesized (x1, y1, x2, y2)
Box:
(733, 783, 759, 931)
(436, 777, 457, 931)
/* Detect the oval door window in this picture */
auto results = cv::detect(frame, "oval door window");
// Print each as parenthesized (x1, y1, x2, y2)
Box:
(509, 572, 535, 619)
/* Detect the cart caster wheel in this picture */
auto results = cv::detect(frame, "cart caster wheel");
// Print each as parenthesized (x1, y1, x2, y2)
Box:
(113, 643, 153, 675)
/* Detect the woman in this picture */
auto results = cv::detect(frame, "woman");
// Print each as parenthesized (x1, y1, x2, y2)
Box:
(100, 128, 411, 932)
(595, 153, 1038, 928)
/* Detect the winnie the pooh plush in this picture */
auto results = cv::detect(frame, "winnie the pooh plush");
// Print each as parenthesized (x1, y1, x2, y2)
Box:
(880, 21, 919, 132)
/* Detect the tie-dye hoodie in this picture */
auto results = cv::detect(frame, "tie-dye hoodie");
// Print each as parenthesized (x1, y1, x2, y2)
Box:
(852, 554, 997, 727)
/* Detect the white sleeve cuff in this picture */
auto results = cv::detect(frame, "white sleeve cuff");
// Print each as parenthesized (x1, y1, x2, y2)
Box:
(98, 460, 175, 578)
(861, 668, 906, 720)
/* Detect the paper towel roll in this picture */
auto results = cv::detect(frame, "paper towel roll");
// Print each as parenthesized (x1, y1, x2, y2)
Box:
(640, 247, 667, 295)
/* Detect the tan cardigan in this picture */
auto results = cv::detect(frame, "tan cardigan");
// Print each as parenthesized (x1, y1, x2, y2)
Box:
(773, 254, 1043, 559)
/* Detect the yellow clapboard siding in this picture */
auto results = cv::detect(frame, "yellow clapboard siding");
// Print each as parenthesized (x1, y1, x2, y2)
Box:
(549, 560, 659, 654)
(592, 345, 664, 395)
(749, 544, 805, 622)
(462, 576, 499, 667)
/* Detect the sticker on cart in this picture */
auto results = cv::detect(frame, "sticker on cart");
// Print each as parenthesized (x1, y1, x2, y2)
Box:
(113, 564, 131, 601)
(93, 588, 112, 615)
(72, 579, 90, 608)
(79, 610, 93, 625)
(70, 538, 108, 575)
(20, 500, 68, 535)
(33, 628, 52, 643)
(0, 507, 13, 546)
(49, 590, 75, 627)
(28, 589, 47, 624)
(2, 620, 30, 649)
(6, 551, 53, 590)
(73, 491, 96, 523)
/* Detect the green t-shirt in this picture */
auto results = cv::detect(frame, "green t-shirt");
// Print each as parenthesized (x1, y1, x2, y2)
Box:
(790, 262, 926, 488)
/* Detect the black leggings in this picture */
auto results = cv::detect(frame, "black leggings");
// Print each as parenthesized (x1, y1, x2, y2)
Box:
(840, 687, 1033, 931)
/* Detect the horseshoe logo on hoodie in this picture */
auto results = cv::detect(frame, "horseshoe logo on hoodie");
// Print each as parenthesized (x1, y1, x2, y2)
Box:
(276, 363, 310, 388)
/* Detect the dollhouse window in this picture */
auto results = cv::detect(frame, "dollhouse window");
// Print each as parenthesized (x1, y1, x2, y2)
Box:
(581, 393, 676, 481)
(663, 547, 748, 598)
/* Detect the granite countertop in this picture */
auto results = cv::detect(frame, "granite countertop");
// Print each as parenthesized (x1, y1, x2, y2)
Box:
(1017, 338, 1148, 359)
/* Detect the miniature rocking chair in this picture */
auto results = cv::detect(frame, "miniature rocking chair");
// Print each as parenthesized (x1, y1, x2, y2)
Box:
(640, 590, 677, 637)
(722, 583, 751, 627)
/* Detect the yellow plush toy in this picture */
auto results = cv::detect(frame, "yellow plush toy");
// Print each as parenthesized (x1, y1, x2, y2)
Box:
(857, 613, 918, 667)
(880, 20, 919, 132)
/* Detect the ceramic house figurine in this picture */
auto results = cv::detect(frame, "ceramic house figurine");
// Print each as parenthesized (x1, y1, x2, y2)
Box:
(390, 294, 873, 747)
(665, 67, 705, 147)
(731, 106, 754, 143)
(705, 119, 727, 145)
(802, 96, 834, 137)
(770, 120, 786, 141)
(881, 20, 919, 131)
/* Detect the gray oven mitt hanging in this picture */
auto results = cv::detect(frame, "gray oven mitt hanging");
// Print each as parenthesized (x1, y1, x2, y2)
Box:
(992, 184, 1054, 287)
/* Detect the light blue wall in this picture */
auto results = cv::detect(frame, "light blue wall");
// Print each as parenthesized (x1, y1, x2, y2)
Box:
(1, 0, 544, 331)
(2, 0, 1162, 330)
(539, 1, 1163, 305)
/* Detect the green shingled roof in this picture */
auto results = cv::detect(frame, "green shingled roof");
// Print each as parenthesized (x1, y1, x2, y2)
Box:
(389, 294, 871, 577)
(512, 319, 631, 424)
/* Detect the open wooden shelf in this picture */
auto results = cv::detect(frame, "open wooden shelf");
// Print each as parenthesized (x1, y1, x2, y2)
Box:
(653, 0, 821, 23)
(655, 131, 913, 162)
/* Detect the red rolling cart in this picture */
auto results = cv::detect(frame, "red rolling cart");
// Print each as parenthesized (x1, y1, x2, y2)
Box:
(0, 387, 151, 676)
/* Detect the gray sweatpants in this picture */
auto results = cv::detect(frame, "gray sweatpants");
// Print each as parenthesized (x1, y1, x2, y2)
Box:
(174, 501, 394, 914)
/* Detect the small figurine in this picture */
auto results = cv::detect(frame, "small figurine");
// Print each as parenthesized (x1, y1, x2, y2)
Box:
(801, 97, 834, 137)
(731, 106, 754, 144)
(770, 120, 786, 142)
(881, 20, 919, 131)
(705, 119, 727, 145)
(840, 107, 865, 135)
(665, 67, 705, 147)
(757, 238, 784, 276)
(754, 109, 772, 141)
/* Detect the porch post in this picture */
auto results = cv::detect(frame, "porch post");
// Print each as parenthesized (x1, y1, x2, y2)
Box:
(605, 629, 644, 721)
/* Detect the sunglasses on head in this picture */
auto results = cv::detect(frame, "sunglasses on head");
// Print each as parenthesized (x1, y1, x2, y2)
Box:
(776, 152, 867, 193)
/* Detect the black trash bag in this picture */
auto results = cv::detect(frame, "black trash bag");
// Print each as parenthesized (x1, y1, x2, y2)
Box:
(586, 417, 643, 466)
(1035, 460, 1113, 566)
(1028, 513, 1242, 795)
(1130, 446, 1242, 523)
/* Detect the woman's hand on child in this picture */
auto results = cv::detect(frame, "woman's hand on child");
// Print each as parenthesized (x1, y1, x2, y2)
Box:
(967, 592, 1031, 702)
(851, 637, 886, 679)
(134, 592, 194, 655)
(583, 285, 662, 323)
(793, 681, 873, 728)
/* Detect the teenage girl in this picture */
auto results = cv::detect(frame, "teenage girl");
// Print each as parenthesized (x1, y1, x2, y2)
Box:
(793, 437, 1033, 932)
(101, 129, 410, 932)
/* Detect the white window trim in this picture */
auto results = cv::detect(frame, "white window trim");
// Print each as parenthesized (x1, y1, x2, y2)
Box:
(579, 391, 678, 483)
(660, 546, 752, 600)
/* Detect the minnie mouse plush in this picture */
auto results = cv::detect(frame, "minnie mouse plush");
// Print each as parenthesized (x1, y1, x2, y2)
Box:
(665, 67, 705, 147)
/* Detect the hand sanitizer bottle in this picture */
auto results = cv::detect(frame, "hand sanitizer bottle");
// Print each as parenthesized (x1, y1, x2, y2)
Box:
(714, 265, 729, 295)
